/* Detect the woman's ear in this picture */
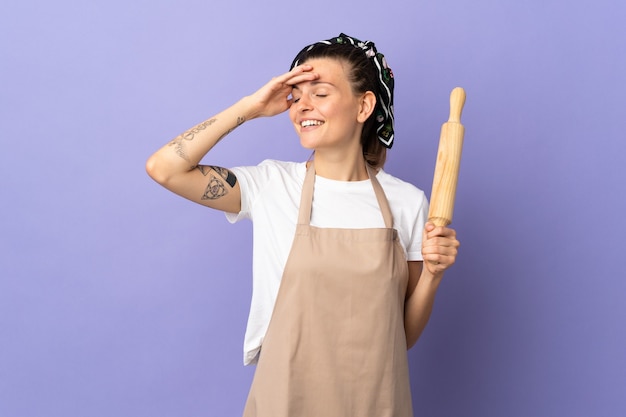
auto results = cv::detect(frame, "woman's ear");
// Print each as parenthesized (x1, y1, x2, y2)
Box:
(357, 91, 377, 123)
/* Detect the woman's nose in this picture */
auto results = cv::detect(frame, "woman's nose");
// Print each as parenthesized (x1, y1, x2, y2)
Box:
(295, 95, 312, 112)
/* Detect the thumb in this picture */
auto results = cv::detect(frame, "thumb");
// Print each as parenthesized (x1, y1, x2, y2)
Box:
(424, 222, 436, 232)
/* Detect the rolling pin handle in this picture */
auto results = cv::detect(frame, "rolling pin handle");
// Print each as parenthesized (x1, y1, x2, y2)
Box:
(448, 87, 466, 123)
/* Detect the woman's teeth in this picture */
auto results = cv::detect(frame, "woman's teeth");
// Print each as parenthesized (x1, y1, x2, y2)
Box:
(301, 120, 324, 127)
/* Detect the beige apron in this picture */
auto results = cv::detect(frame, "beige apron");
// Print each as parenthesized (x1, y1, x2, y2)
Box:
(243, 163, 413, 417)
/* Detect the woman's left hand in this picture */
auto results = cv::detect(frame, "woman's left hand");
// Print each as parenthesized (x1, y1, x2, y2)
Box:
(421, 222, 460, 276)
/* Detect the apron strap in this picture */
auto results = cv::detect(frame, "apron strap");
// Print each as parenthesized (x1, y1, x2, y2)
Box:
(298, 162, 394, 229)
(298, 162, 317, 225)
(367, 165, 394, 229)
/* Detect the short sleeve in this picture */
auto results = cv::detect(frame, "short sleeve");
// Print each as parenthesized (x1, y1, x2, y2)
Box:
(405, 193, 429, 261)
(224, 160, 302, 224)
(224, 165, 255, 223)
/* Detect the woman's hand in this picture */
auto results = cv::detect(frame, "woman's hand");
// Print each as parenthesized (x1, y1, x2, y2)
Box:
(421, 222, 460, 276)
(245, 65, 319, 119)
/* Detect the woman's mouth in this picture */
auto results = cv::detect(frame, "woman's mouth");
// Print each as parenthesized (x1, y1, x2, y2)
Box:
(301, 120, 324, 128)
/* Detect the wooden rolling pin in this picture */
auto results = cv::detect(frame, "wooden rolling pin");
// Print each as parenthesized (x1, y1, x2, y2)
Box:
(428, 87, 466, 227)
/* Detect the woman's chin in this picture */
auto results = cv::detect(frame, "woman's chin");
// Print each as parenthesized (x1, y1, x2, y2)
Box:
(299, 137, 318, 150)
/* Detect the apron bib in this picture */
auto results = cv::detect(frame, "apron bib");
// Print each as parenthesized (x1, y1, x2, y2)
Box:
(243, 163, 412, 417)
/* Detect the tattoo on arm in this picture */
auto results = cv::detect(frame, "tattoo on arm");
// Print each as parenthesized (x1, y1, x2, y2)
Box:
(169, 116, 245, 163)
(217, 116, 246, 142)
(199, 165, 238, 200)
(168, 118, 217, 161)
(202, 175, 228, 200)
(197, 165, 237, 188)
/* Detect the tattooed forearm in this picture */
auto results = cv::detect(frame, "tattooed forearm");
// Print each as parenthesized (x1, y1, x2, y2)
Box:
(217, 116, 246, 142)
(201, 175, 228, 200)
(181, 118, 218, 141)
(168, 118, 217, 161)
(168, 117, 245, 163)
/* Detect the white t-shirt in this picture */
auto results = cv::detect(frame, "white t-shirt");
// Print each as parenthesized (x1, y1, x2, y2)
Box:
(226, 159, 428, 365)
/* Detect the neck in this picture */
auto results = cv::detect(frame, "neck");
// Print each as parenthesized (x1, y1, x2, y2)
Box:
(309, 149, 369, 181)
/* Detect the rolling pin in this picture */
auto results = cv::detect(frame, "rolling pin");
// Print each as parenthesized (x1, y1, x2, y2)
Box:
(428, 87, 466, 227)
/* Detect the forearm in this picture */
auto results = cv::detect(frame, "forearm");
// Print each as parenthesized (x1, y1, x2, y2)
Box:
(146, 96, 256, 184)
(404, 269, 443, 348)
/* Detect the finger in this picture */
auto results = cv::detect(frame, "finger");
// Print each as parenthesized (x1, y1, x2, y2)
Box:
(422, 241, 458, 256)
(422, 239, 459, 262)
(423, 223, 445, 239)
(292, 63, 314, 72)
(422, 245, 459, 264)
(425, 226, 457, 240)
(271, 64, 312, 83)
(284, 64, 320, 84)
(423, 235, 459, 247)
(423, 252, 457, 269)
(284, 72, 319, 87)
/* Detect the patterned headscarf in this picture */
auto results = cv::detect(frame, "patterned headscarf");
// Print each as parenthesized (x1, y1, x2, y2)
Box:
(290, 33, 395, 148)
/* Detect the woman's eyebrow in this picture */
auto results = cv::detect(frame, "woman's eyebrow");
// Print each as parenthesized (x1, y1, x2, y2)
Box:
(311, 81, 334, 87)
(292, 81, 334, 90)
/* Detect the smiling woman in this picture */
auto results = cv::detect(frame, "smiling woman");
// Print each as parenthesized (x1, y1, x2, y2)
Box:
(146, 33, 460, 417)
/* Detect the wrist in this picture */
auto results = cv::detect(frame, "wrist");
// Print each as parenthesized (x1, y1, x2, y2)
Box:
(237, 96, 261, 120)
(420, 266, 444, 287)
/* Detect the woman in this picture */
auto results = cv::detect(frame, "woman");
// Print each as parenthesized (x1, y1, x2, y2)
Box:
(147, 33, 459, 417)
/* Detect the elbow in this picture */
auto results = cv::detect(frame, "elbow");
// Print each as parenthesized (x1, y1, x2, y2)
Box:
(145, 154, 171, 185)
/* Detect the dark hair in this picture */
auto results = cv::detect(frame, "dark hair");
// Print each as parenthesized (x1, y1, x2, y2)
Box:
(291, 43, 387, 169)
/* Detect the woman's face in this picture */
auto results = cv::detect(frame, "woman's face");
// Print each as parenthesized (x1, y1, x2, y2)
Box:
(289, 58, 367, 152)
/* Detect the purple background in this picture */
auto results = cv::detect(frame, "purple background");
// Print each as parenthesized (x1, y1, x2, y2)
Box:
(1, 0, 625, 416)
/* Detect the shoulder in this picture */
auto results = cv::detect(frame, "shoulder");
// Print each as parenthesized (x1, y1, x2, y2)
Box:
(230, 160, 307, 211)
(232, 159, 306, 182)
(227, 160, 306, 221)
(376, 169, 427, 204)
(261, 159, 307, 179)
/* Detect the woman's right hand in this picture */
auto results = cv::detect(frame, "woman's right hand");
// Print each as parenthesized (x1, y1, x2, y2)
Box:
(245, 64, 319, 119)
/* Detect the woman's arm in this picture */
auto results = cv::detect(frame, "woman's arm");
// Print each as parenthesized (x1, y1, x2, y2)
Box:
(404, 223, 460, 348)
(146, 100, 250, 213)
(145, 64, 319, 213)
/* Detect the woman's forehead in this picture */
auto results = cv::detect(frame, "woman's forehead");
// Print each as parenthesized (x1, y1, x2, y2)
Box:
(302, 57, 348, 71)
(299, 59, 349, 84)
